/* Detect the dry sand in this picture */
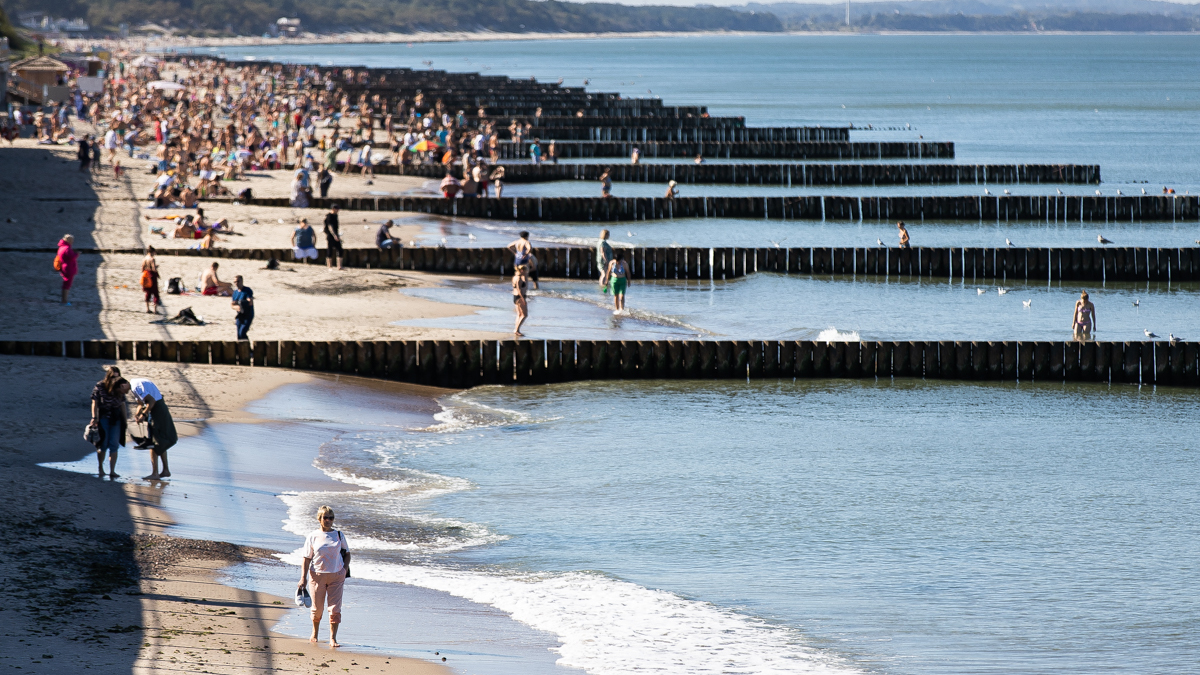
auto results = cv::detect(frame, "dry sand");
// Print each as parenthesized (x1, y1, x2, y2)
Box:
(0, 354, 452, 674)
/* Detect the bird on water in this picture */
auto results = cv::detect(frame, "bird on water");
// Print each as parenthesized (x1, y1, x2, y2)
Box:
(1133, 299, 1140, 308)
(1003, 189, 1011, 195)
(976, 288, 986, 295)
(998, 288, 1009, 295)
(1023, 299, 1032, 308)
(1098, 235, 1113, 244)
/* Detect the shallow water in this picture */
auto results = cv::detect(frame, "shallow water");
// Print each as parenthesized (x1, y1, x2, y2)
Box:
(265, 378, 1200, 675)
(401, 275, 1199, 342)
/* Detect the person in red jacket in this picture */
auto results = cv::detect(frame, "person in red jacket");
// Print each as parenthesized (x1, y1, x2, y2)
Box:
(56, 234, 79, 305)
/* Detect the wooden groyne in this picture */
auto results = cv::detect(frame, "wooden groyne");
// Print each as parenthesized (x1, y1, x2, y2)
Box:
(493, 140, 954, 160)
(3, 339, 1196, 387)
(37, 245, 1200, 282)
(395, 163, 1100, 186)
(234, 194, 1199, 223)
(507, 126, 848, 143)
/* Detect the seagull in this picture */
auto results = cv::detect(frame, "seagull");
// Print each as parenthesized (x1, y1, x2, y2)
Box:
(277, 218, 285, 224)
(1133, 299, 1140, 308)
(769, 239, 786, 248)
(984, 189, 991, 195)
(1056, 189, 1063, 195)
(1098, 235, 1112, 244)
(998, 288, 1009, 295)
(1003, 189, 1011, 195)
(1006, 238, 1014, 247)
(440, 237, 448, 245)
(1142, 188, 1147, 194)
(977, 288, 986, 295)
(249, 218, 258, 224)
(1169, 333, 1183, 345)
(467, 233, 477, 240)
(1095, 190, 1102, 195)
(1116, 190, 1122, 195)
(877, 238, 884, 246)
(1023, 299, 1032, 308)
(627, 231, 635, 237)
(1145, 329, 1159, 339)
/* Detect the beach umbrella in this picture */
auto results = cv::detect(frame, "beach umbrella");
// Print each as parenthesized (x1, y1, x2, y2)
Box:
(148, 80, 185, 91)
(408, 139, 444, 152)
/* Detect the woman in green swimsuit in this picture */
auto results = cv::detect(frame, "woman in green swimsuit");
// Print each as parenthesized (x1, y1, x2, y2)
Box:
(605, 252, 630, 314)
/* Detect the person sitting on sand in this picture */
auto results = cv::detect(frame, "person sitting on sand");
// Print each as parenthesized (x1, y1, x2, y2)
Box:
(201, 261, 233, 296)
(172, 216, 197, 240)
(299, 506, 351, 648)
(376, 220, 398, 250)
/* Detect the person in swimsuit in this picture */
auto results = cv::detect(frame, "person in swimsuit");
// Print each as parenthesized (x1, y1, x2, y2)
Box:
(600, 168, 613, 198)
(507, 231, 533, 269)
(141, 246, 161, 314)
(897, 221, 911, 249)
(512, 264, 530, 336)
(1072, 290, 1097, 341)
(606, 251, 630, 314)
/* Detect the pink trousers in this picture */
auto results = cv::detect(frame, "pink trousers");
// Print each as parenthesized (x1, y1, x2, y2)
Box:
(308, 568, 346, 624)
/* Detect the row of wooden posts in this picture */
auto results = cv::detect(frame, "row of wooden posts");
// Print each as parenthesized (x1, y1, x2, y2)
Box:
(3, 339, 1196, 388)
(392, 163, 1101, 186)
(530, 126, 851, 143)
(239, 194, 1200, 223)
(491, 140, 955, 160)
(57, 245, 1200, 282)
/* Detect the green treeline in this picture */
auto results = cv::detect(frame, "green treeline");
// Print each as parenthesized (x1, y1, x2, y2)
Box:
(0, 0, 783, 35)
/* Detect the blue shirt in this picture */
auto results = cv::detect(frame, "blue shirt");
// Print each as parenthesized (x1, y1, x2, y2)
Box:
(232, 286, 254, 318)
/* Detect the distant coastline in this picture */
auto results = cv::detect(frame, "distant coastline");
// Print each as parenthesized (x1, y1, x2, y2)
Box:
(68, 28, 1200, 54)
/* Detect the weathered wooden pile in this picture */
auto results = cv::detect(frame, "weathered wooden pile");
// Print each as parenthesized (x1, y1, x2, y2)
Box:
(3, 339, 1196, 387)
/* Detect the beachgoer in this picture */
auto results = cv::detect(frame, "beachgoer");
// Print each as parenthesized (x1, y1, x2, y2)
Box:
(141, 246, 161, 313)
(600, 168, 613, 197)
(89, 366, 129, 478)
(897, 222, 910, 249)
(694, 153, 704, 165)
(665, 180, 679, 199)
(56, 234, 78, 305)
(507, 231, 533, 268)
(298, 506, 350, 647)
(630, 147, 640, 165)
(513, 264, 530, 336)
(290, 169, 310, 208)
(130, 377, 177, 480)
(1072, 290, 1097, 341)
(440, 172, 462, 198)
(324, 205, 343, 270)
(490, 166, 506, 198)
(231, 275, 254, 340)
(318, 166, 333, 198)
(606, 251, 630, 314)
(596, 229, 614, 287)
(201, 262, 233, 296)
(376, 220, 398, 250)
(293, 218, 319, 263)
(78, 136, 91, 172)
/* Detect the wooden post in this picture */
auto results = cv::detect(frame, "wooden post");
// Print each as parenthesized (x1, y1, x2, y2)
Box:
(779, 340, 796, 376)
(874, 341, 892, 377)
(1168, 341, 1186, 386)
(1140, 341, 1155, 385)
(637, 341, 655, 379)
(620, 341, 639, 379)
(859, 341, 876, 377)
(545, 340, 563, 382)
(294, 341, 313, 369)
(667, 341, 685, 378)
(954, 342, 971, 379)
(829, 341, 848, 378)
(236, 341, 251, 366)
(481, 340, 498, 384)
(811, 341, 829, 377)
(795, 341, 815, 377)
(1002, 341, 1017, 380)
(512, 340, 531, 384)
(1093, 341, 1111, 383)
(683, 341, 702, 378)
(528, 340, 548, 384)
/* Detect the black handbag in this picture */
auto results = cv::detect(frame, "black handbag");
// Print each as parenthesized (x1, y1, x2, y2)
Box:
(338, 530, 350, 578)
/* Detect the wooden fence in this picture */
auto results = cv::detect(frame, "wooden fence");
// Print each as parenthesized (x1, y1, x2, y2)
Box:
(2, 339, 1196, 388)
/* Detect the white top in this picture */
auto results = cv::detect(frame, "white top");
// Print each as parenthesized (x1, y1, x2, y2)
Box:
(303, 529, 348, 574)
(129, 378, 162, 403)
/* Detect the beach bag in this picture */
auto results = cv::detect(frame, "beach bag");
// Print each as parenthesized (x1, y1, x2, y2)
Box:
(54, 253, 62, 272)
(167, 277, 182, 294)
(338, 531, 350, 578)
(84, 422, 104, 448)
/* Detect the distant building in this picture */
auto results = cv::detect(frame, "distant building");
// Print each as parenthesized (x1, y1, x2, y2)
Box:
(273, 17, 302, 38)
(11, 55, 70, 89)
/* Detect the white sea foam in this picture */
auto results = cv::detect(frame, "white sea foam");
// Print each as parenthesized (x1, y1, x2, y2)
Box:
(816, 327, 861, 342)
(282, 559, 863, 675)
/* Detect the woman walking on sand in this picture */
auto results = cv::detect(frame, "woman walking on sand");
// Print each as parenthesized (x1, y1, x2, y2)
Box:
(89, 366, 129, 478)
(56, 234, 79, 305)
(141, 247, 161, 314)
(298, 506, 351, 647)
(513, 264, 530, 336)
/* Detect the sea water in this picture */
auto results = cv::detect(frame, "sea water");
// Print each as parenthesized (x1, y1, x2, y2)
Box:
(165, 36, 1200, 673)
(263, 378, 1200, 675)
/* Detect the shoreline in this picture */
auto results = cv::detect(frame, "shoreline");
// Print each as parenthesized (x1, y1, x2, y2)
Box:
(3, 354, 456, 674)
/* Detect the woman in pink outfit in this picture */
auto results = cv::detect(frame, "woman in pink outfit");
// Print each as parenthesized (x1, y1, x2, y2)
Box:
(56, 234, 79, 305)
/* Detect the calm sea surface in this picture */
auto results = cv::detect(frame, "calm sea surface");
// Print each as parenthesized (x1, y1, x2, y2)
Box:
(182, 36, 1200, 674)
